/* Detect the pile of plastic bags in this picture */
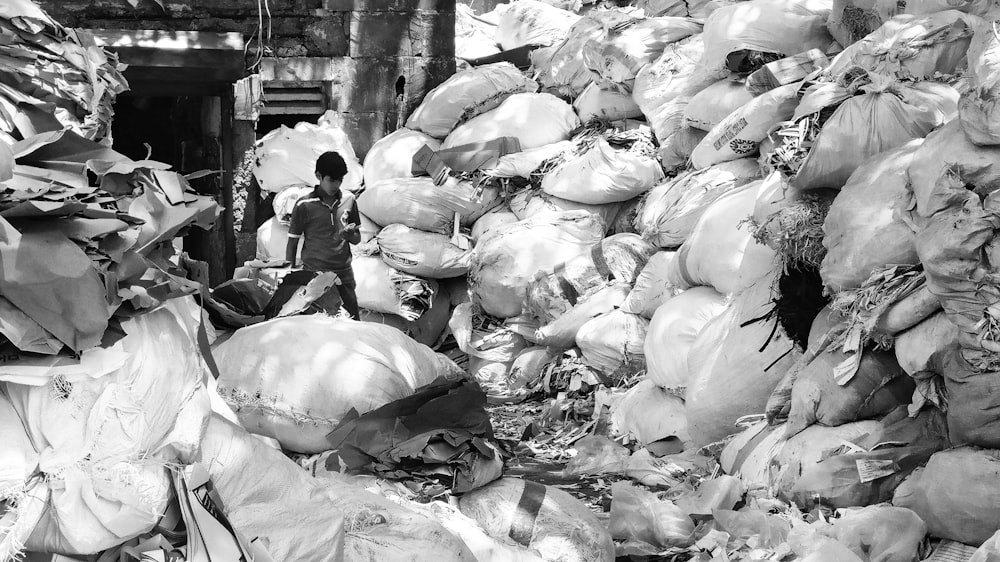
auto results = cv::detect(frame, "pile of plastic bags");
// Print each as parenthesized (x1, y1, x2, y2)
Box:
(436, 0, 1000, 557)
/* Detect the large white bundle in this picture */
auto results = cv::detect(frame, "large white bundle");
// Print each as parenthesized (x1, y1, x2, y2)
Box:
(700, 0, 836, 70)
(683, 78, 756, 132)
(691, 83, 800, 169)
(632, 35, 727, 168)
(443, 93, 581, 150)
(644, 287, 728, 390)
(684, 270, 802, 446)
(573, 83, 643, 122)
(960, 15, 1000, 145)
(358, 177, 499, 234)
(363, 128, 440, 185)
(495, 0, 581, 50)
(510, 187, 621, 227)
(214, 316, 463, 453)
(354, 255, 440, 320)
(254, 111, 364, 194)
(577, 310, 649, 375)
(273, 186, 313, 224)
(4, 302, 211, 555)
(582, 17, 703, 90)
(541, 138, 664, 204)
(469, 211, 605, 318)
(610, 379, 689, 445)
(256, 217, 300, 261)
(827, 11, 982, 80)
(406, 63, 539, 139)
(636, 158, 760, 248)
(537, 10, 639, 98)
(457, 3, 501, 60)
(376, 224, 472, 279)
(667, 177, 780, 295)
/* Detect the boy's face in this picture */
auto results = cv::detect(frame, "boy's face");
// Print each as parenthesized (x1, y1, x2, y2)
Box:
(316, 171, 342, 196)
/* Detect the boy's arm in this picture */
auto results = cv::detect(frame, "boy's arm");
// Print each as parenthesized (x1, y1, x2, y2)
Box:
(343, 196, 362, 245)
(286, 203, 304, 266)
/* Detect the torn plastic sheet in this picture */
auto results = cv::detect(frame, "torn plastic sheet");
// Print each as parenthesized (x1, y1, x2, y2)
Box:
(327, 378, 504, 493)
(0, 216, 110, 352)
(0, 337, 128, 385)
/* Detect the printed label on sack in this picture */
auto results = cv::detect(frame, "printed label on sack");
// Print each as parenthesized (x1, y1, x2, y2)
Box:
(856, 459, 896, 483)
(713, 117, 749, 151)
(381, 250, 418, 267)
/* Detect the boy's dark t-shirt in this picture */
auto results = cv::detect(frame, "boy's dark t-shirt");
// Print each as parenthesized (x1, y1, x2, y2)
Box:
(287, 188, 361, 274)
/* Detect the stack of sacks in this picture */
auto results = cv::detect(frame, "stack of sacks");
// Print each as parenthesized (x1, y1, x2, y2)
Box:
(0, 4, 229, 557)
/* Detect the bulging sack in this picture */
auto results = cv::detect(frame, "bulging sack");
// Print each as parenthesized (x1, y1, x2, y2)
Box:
(460, 478, 615, 562)
(774, 76, 958, 190)
(621, 251, 681, 318)
(893, 447, 1000, 546)
(254, 111, 363, 194)
(354, 255, 440, 320)
(472, 206, 520, 243)
(406, 63, 539, 139)
(361, 287, 452, 347)
(786, 346, 912, 435)
(685, 270, 804, 447)
(820, 141, 922, 292)
(826, 0, 995, 47)
(456, 3, 501, 60)
(525, 233, 657, 323)
(443, 93, 581, 150)
(577, 310, 649, 376)
(609, 379, 689, 445)
(198, 415, 347, 562)
(358, 177, 500, 234)
(581, 16, 703, 91)
(827, 11, 982, 80)
(633, 35, 727, 155)
(6, 302, 212, 555)
(700, 0, 836, 71)
(214, 316, 463, 453)
(376, 224, 473, 279)
(482, 141, 574, 179)
(573, 83, 643, 122)
(960, 18, 1000, 146)
(536, 10, 639, 98)
(510, 187, 622, 227)
(256, 217, 299, 261)
(469, 211, 605, 318)
(683, 78, 756, 132)
(668, 177, 780, 295)
(691, 83, 800, 169)
(907, 118, 1000, 218)
(363, 128, 441, 185)
(534, 283, 632, 349)
(495, 0, 581, 50)
(644, 286, 728, 391)
(541, 137, 665, 204)
(636, 158, 760, 248)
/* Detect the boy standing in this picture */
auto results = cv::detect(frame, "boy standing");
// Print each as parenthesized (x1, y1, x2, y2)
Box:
(285, 151, 362, 320)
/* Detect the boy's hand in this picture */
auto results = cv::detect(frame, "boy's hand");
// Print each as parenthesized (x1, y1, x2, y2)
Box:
(341, 210, 358, 231)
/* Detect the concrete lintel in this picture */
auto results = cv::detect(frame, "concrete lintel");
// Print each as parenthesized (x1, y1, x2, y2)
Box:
(259, 57, 356, 83)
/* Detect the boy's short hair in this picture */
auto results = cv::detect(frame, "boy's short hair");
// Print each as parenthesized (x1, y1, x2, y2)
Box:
(315, 151, 348, 182)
